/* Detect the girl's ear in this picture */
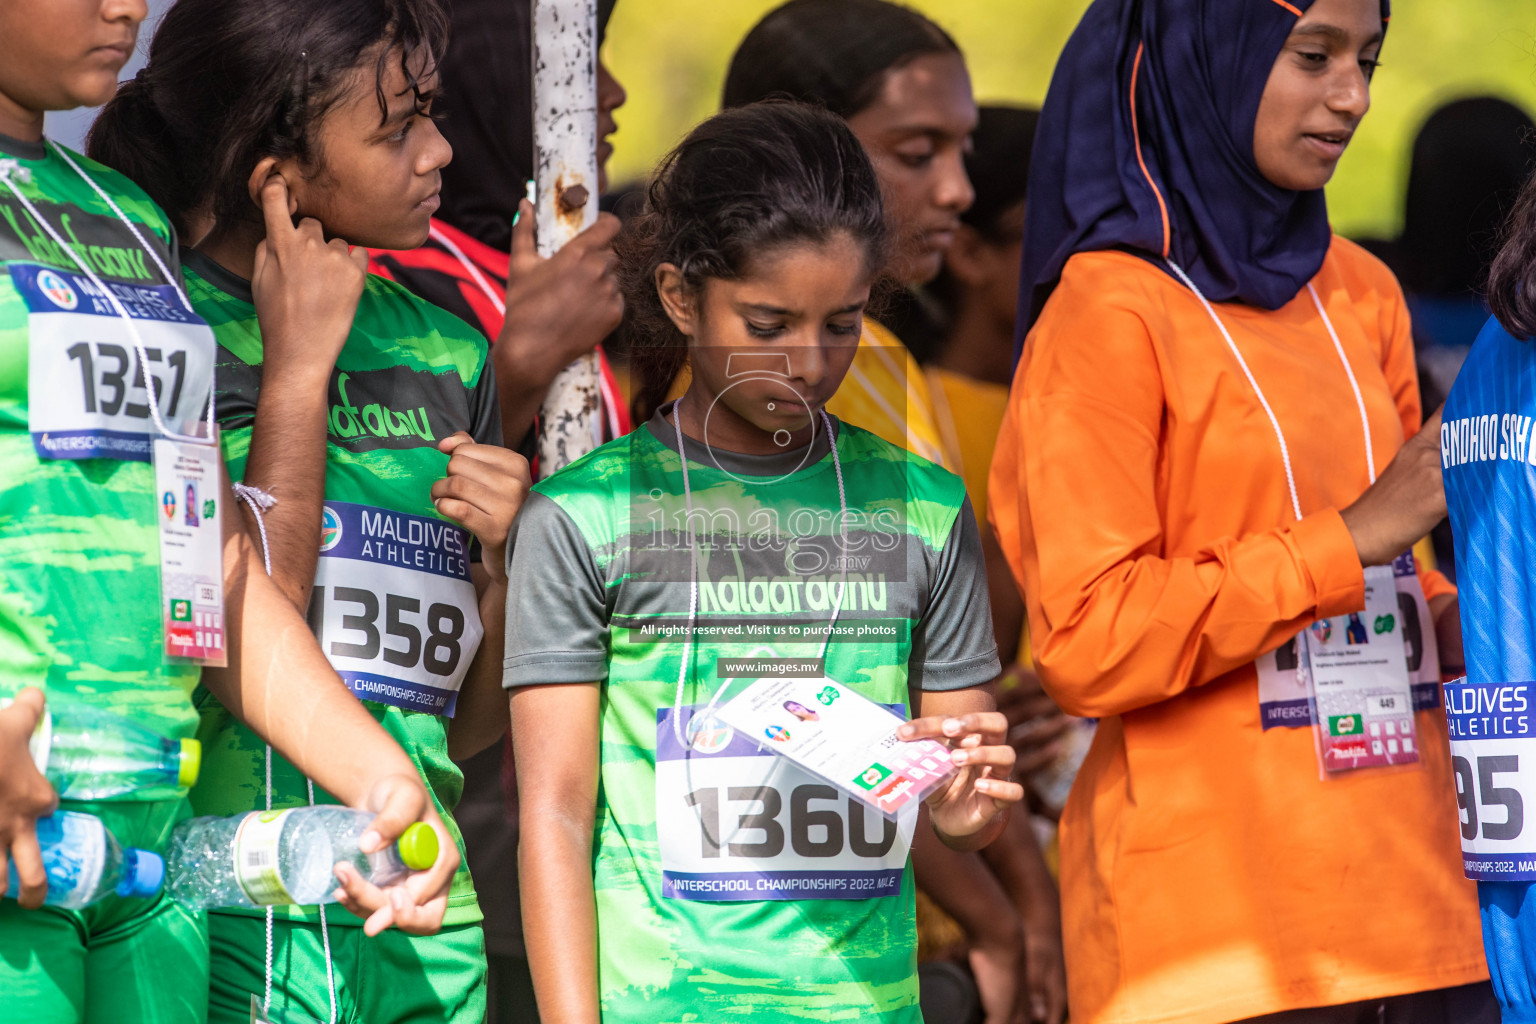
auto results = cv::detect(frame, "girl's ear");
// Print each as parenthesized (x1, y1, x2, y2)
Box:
(655, 263, 697, 337)
(246, 157, 300, 217)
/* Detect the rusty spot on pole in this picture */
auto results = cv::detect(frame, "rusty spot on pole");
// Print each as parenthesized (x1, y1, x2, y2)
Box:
(558, 183, 589, 213)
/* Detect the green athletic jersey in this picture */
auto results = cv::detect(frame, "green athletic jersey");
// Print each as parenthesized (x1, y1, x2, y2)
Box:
(0, 132, 202, 780)
(184, 250, 499, 928)
(503, 408, 999, 1022)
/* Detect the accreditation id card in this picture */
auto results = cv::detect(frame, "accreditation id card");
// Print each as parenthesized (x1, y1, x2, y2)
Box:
(153, 436, 226, 666)
(716, 677, 956, 818)
(1307, 564, 1418, 773)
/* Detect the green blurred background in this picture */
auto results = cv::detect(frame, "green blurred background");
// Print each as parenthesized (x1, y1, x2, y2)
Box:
(604, 0, 1536, 240)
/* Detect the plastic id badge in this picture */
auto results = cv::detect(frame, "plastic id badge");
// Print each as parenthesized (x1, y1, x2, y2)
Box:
(153, 436, 226, 666)
(715, 677, 956, 818)
(1444, 677, 1536, 880)
(1257, 555, 1440, 730)
(1307, 564, 1418, 773)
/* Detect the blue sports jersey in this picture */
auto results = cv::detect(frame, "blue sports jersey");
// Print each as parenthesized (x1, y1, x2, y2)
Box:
(1444, 314, 1536, 1022)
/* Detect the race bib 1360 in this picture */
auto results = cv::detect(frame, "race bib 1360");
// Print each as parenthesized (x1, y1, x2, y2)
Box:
(656, 704, 914, 903)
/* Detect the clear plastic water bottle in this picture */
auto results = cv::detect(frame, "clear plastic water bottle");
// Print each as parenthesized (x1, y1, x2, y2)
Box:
(166, 807, 440, 909)
(25, 702, 201, 801)
(4, 810, 165, 909)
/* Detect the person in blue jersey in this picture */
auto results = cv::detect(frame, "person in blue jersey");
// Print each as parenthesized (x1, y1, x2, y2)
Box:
(1444, 166, 1536, 1024)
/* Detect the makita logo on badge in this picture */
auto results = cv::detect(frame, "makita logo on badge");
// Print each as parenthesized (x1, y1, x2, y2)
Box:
(328, 371, 435, 443)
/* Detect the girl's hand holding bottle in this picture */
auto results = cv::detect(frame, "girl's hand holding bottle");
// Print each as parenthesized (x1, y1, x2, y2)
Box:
(0, 688, 58, 908)
(330, 771, 460, 936)
(898, 711, 1023, 850)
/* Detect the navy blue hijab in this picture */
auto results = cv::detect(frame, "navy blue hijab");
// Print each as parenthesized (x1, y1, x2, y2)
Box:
(1017, 0, 1389, 353)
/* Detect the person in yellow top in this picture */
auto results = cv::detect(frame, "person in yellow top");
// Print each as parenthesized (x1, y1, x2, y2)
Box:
(717, 0, 972, 471)
(925, 105, 1039, 663)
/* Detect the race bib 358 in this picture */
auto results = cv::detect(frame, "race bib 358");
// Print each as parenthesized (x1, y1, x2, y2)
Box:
(306, 501, 484, 716)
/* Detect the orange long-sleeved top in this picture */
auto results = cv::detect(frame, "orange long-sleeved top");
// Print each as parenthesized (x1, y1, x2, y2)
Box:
(988, 241, 1484, 1024)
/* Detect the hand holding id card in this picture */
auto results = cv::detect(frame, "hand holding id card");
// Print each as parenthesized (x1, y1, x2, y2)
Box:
(716, 677, 957, 818)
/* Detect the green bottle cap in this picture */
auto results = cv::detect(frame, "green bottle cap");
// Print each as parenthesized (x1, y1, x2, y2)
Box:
(396, 822, 439, 871)
(177, 738, 202, 788)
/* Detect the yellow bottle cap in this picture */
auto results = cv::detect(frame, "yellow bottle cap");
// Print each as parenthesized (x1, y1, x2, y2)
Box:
(396, 822, 439, 872)
(178, 738, 202, 788)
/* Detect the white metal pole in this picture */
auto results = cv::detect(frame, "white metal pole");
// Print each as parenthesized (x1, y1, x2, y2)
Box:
(532, 0, 602, 474)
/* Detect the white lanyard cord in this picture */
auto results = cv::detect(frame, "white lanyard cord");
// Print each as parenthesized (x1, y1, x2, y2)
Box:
(54, 148, 191, 315)
(668, 401, 850, 748)
(1309, 282, 1377, 484)
(669, 401, 849, 851)
(0, 150, 215, 446)
(432, 223, 622, 441)
(428, 223, 505, 315)
(235, 483, 337, 1024)
(1164, 260, 1376, 524)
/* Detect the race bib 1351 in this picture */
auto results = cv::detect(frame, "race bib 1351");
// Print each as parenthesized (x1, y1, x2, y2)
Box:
(16, 262, 215, 461)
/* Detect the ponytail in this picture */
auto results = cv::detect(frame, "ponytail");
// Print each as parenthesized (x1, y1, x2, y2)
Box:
(1489, 167, 1536, 341)
(88, 74, 195, 230)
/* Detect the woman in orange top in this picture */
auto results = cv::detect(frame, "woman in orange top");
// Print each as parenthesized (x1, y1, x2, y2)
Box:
(990, 1, 1491, 1022)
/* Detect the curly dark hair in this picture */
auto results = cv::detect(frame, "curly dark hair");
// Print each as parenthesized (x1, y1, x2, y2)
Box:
(1490, 165, 1536, 340)
(618, 101, 889, 423)
(87, 0, 447, 237)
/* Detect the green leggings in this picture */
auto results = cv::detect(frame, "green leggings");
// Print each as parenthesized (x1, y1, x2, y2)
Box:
(206, 913, 487, 1024)
(0, 799, 208, 1024)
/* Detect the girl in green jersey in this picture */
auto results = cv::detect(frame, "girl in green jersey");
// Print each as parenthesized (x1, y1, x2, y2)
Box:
(505, 102, 1023, 1022)
(89, 1, 526, 1022)
(0, 2, 457, 1023)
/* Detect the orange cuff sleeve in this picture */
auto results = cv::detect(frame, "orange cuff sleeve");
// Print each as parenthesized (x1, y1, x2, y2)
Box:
(1292, 508, 1367, 619)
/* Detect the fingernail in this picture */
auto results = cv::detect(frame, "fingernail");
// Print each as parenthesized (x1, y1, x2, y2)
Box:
(943, 718, 962, 735)
(391, 890, 407, 910)
(952, 750, 968, 765)
(361, 830, 381, 850)
(897, 725, 913, 739)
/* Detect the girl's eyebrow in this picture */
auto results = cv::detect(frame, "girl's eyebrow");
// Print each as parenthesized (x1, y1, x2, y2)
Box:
(740, 302, 866, 316)
(1290, 23, 1384, 47)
